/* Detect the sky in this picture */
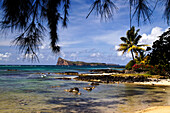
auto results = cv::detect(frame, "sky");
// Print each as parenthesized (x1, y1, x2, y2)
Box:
(0, 0, 169, 65)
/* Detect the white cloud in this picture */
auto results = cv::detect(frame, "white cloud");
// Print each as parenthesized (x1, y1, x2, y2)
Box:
(125, 53, 132, 58)
(39, 54, 44, 59)
(139, 27, 164, 46)
(115, 45, 119, 50)
(117, 51, 122, 56)
(0, 52, 12, 61)
(0, 52, 11, 58)
(60, 52, 66, 58)
(71, 53, 77, 57)
(90, 52, 101, 57)
(58, 41, 83, 47)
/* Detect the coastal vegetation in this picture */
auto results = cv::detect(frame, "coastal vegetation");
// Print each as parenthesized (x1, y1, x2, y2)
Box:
(122, 29, 170, 76)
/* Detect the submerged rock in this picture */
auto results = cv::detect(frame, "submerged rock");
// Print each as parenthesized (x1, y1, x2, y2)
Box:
(89, 82, 100, 86)
(64, 87, 81, 95)
(83, 87, 95, 92)
(55, 77, 71, 80)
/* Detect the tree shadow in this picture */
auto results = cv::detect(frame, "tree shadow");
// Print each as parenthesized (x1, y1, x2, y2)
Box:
(46, 97, 124, 112)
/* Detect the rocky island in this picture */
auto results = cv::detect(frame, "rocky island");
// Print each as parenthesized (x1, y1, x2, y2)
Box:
(56, 57, 118, 66)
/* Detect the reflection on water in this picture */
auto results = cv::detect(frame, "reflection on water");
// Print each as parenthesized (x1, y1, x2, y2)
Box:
(0, 70, 170, 113)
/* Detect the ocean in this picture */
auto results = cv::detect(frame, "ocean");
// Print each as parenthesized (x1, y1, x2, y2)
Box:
(0, 65, 170, 113)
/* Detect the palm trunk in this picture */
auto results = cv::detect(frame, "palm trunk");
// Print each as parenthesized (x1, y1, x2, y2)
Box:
(131, 50, 135, 60)
(130, 1, 132, 29)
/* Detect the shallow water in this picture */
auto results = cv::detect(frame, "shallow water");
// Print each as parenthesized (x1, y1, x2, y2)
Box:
(0, 65, 170, 113)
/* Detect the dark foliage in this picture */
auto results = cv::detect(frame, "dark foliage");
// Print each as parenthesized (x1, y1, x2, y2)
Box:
(125, 60, 136, 70)
(149, 28, 170, 72)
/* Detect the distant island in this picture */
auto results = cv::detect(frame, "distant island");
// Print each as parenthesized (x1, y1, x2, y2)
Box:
(56, 57, 118, 66)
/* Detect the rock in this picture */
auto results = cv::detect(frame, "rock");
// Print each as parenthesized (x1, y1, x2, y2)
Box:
(125, 70, 136, 74)
(89, 82, 100, 86)
(55, 77, 71, 80)
(64, 87, 79, 93)
(83, 87, 95, 91)
(75, 75, 151, 83)
(51, 86, 61, 88)
(7, 69, 18, 71)
(64, 72, 78, 75)
(89, 69, 125, 73)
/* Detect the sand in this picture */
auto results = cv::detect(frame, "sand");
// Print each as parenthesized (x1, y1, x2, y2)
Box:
(136, 106, 170, 113)
(134, 79, 170, 86)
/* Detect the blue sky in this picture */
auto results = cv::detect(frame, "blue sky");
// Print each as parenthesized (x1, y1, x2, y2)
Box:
(0, 0, 169, 65)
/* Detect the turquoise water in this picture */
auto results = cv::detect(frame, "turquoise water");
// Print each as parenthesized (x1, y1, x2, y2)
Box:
(0, 65, 170, 113)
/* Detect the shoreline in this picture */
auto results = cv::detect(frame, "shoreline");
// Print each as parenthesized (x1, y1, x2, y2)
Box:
(74, 73, 170, 86)
(136, 106, 170, 113)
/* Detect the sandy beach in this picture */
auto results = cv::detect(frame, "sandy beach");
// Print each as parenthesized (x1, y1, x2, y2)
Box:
(134, 79, 170, 86)
(136, 106, 170, 113)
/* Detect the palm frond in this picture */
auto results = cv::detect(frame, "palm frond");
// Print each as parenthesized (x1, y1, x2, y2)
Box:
(62, 0, 70, 27)
(134, 46, 146, 51)
(100, 0, 118, 20)
(117, 46, 128, 51)
(12, 22, 43, 62)
(134, 28, 140, 38)
(122, 48, 128, 55)
(120, 37, 128, 43)
(86, 0, 101, 19)
(86, 0, 118, 21)
(127, 47, 133, 53)
(1, 0, 32, 30)
(132, 0, 153, 25)
(164, 0, 170, 25)
(47, 0, 61, 53)
(133, 49, 139, 56)
(137, 44, 150, 47)
(119, 43, 128, 46)
(133, 35, 142, 45)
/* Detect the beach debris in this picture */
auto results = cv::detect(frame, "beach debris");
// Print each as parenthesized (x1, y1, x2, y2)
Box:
(64, 87, 81, 95)
(83, 87, 95, 92)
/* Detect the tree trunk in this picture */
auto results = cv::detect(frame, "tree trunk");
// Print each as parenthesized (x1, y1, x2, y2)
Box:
(130, 1, 132, 29)
(131, 50, 135, 60)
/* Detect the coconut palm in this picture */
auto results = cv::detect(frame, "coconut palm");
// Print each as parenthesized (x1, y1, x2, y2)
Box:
(117, 26, 149, 60)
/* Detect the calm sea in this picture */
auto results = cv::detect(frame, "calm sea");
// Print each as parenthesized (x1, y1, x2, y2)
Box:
(0, 65, 170, 113)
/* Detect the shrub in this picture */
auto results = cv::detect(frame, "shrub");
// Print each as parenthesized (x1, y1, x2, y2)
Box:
(125, 60, 136, 70)
(132, 64, 169, 76)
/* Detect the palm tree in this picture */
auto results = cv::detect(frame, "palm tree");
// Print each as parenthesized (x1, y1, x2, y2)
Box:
(117, 26, 149, 60)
